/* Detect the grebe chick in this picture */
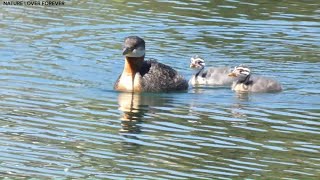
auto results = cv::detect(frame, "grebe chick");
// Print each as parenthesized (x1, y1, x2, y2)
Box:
(189, 55, 234, 86)
(114, 36, 188, 93)
(228, 65, 282, 93)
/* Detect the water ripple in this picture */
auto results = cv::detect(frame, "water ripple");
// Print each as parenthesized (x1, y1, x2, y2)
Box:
(1, 0, 320, 179)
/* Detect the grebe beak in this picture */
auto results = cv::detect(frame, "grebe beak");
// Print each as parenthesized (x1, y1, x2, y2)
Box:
(228, 72, 237, 77)
(122, 47, 132, 55)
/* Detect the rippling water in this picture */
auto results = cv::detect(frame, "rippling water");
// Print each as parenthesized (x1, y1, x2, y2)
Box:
(1, 0, 320, 179)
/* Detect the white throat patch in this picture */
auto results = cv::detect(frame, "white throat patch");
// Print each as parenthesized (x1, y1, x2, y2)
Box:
(125, 48, 145, 58)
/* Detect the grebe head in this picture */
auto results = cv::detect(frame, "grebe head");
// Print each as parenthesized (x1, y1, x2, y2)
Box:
(122, 36, 145, 58)
(228, 65, 251, 81)
(190, 55, 205, 69)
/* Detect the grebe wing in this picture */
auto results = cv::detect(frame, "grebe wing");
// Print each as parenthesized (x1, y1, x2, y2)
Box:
(250, 75, 282, 92)
(201, 66, 233, 85)
(140, 59, 188, 92)
(205, 67, 230, 76)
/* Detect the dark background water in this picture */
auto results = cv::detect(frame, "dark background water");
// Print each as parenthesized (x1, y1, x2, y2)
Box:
(1, 0, 320, 179)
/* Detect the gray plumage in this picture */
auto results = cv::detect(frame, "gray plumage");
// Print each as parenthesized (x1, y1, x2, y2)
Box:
(191, 67, 234, 85)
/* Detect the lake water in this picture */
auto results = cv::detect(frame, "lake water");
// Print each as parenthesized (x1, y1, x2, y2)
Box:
(1, 0, 320, 179)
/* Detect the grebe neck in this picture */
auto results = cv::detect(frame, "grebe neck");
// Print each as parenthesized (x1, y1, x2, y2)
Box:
(123, 56, 144, 93)
(123, 56, 144, 75)
(238, 74, 252, 85)
(195, 66, 205, 78)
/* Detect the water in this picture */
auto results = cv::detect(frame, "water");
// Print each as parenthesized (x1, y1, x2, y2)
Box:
(1, 0, 320, 179)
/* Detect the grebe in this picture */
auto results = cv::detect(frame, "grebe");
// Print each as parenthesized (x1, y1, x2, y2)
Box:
(114, 36, 188, 92)
(228, 65, 282, 92)
(189, 55, 234, 86)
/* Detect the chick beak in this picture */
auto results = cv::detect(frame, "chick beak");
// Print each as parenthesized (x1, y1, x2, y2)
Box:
(228, 72, 237, 77)
(122, 47, 132, 56)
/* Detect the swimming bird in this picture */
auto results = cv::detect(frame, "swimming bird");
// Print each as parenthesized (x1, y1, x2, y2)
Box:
(114, 36, 188, 93)
(189, 55, 234, 86)
(228, 65, 282, 92)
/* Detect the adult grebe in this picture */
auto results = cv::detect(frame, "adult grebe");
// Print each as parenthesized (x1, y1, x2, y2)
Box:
(114, 36, 188, 93)
(189, 55, 234, 86)
(228, 65, 282, 92)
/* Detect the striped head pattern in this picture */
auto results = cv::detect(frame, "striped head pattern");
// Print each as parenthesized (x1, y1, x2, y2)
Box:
(190, 55, 206, 69)
(229, 65, 251, 78)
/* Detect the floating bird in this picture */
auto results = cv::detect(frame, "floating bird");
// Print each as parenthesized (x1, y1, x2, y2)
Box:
(114, 36, 188, 93)
(189, 55, 234, 86)
(228, 65, 282, 92)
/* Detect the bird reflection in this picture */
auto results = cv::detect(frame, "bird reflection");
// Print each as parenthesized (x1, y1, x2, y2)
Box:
(117, 92, 171, 134)
(231, 92, 250, 120)
(235, 91, 250, 101)
(118, 92, 145, 134)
